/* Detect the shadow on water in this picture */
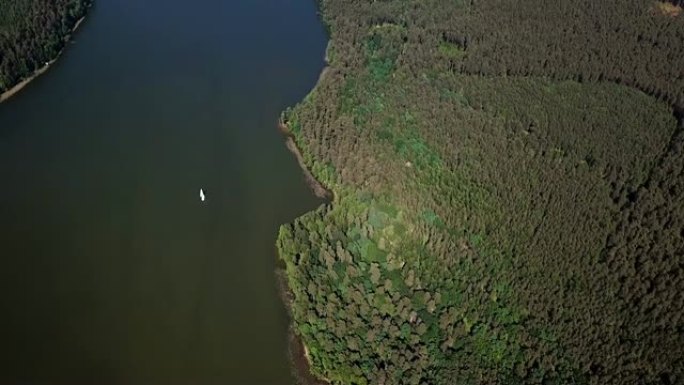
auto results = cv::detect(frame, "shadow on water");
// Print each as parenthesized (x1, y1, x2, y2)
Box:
(0, 0, 327, 384)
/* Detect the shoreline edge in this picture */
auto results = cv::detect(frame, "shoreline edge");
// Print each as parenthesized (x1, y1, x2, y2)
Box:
(0, 13, 89, 104)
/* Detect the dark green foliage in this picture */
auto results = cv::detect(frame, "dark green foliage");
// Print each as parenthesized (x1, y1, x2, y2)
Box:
(439, 0, 684, 107)
(278, 0, 683, 384)
(0, 0, 91, 92)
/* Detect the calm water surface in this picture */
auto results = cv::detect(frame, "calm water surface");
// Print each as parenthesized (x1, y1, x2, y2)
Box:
(0, 0, 326, 383)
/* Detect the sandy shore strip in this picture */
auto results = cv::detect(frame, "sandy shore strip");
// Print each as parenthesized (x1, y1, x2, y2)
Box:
(0, 15, 87, 103)
(278, 121, 334, 200)
(275, 268, 331, 385)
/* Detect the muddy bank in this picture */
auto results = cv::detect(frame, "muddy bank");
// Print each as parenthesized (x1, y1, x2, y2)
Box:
(278, 122, 333, 200)
(288, 330, 330, 385)
(275, 269, 331, 385)
(276, 56, 334, 385)
(0, 14, 88, 103)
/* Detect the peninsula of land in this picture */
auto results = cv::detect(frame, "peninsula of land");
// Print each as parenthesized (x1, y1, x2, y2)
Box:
(278, 1, 683, 384)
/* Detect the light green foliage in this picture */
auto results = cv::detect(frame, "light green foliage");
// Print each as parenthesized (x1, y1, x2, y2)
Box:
(364, 24, 406, 82)
(279, 0, 683, 383)
(278, 193, 551, 384)
(438, 41, 465, 59)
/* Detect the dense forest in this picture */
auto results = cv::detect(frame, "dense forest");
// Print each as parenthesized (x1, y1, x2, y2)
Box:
(278, 0, 683, 384)
(0, 0, 91, 94)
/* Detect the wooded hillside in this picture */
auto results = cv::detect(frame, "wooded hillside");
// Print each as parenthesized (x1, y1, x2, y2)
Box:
(0, 0, 91, 93)
(278, 0, 683, 384)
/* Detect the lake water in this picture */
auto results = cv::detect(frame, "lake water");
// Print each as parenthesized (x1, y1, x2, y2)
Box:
(0, 1, 327, 383)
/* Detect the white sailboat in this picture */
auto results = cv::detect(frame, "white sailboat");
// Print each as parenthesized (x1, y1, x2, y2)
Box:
(200, 188, 206, 202)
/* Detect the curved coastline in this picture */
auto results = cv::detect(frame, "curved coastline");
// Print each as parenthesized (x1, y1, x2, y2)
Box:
(278, 120, 334, 201)
(277, 66, 334, 385)
(0, 14, 88, 104)
(275, 268, 330, 385)
(277, 118, 333, 385)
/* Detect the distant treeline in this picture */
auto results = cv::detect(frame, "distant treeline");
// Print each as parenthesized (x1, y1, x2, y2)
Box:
(279, 0, 683, 384)
(440, 0, 684, 107)
(0, 0, 91, 93)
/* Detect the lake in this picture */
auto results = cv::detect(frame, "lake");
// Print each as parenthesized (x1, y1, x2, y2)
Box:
(0, 0, 327, 383)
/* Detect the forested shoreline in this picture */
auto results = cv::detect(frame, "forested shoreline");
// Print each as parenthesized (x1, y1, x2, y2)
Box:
(0, 0, 91, 97)
(278, 0, 683, 384)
